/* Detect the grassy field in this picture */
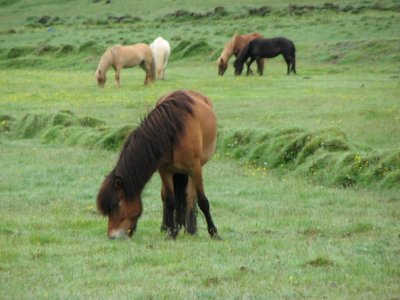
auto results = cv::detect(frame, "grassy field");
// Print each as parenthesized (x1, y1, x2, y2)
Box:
(1, 0, 399, 299)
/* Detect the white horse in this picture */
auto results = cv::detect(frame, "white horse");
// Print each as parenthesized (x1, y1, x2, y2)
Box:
(150, 37, 171, 80)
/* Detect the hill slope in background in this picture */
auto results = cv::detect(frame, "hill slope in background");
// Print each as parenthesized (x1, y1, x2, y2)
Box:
(0, 0, 399, 70)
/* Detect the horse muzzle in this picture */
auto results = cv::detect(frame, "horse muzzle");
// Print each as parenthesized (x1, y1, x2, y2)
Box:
(109, 224, 136, 239)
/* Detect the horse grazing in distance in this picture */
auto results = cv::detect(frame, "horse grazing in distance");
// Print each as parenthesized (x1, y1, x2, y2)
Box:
(234, 37, 296, 76)
(95, 44, 155, 87)
(217, 32, 265, 76)
(96, 90, 220, 240)
(150, 37, 171, 80)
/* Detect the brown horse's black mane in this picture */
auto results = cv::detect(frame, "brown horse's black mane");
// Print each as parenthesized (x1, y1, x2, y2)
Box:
(97, 90, 194, 215)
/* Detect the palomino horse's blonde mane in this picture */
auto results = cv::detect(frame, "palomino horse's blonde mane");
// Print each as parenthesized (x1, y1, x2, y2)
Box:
(95, 47, 114, 82)
(217, 34, 237, 65)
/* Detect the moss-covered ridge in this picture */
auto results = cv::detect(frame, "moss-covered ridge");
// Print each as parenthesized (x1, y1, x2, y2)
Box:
(219, 128, 399, 189)
(1, 110, 132, 151)
(1, 111, 399, 189)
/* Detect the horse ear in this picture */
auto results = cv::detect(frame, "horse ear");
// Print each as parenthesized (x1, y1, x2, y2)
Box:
(114, 176, 122, 189)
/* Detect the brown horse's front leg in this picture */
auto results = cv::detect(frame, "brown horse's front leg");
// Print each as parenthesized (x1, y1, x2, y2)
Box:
(192, 165, 220, 240)
(185, 178, 197, 235)
(197, 192, 220, 240)
(159, 171, 178, 239)
(165, 191, 178, 239)
(160, 184, 168, 232)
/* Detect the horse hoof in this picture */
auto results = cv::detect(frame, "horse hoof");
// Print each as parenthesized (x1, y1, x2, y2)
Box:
(165, 234, 176, 241)
(209, 228, 221, 240)
(185, 229, 197, 235)
(211, 234, 222, 241)
(166, 228, 178, 240)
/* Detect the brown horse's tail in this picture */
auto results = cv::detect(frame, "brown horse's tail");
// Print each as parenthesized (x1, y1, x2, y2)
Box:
(173, 173, 189, 228)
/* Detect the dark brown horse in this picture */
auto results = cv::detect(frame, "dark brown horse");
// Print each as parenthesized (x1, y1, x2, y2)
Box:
(234, 37, 296, 76)
(96, 90, 219, 240)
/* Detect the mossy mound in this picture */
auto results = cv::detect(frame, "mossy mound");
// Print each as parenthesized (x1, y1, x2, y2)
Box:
(8, 110, 130, 151)
(219, 128, 399, 189)
(7, 46, 34, 59)
(0, 114, 16, 133)
(97, 125, 132, 151)
(4, 111, 399, 189)
(172, 40, 213, 60)
(220, 127, 348, 168)
(57, 44, 75, 55)
(27, 16, 64, 27)
(12, 113, 53, 138)
(164, 7, 229, 21)
(78, 41, 104, 56)
(79, 116, 106, 128)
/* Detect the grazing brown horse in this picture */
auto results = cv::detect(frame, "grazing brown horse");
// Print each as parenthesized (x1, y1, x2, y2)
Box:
(217, 32, 265, 76)
(95, 44, 155, 87)
(96, 90, 219, 240)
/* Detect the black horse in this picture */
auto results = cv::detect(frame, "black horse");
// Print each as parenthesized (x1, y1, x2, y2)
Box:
(234, 37, 296, 76)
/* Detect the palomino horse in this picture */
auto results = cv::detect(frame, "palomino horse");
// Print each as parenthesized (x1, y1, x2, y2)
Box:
(96, 90, 219, 240)
(95, 44, 155, 87)
(150, 37, 171, 80)
(217, 32, 265, 76)
(234, 37, 296, 76)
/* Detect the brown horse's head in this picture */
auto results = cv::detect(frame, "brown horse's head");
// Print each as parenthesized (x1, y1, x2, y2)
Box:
(95, 68, 106, 88)
(217, 57, 228, 76)
(96, 174, 142, 239)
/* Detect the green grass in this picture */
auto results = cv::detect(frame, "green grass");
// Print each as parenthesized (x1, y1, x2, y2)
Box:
(0, 0, 399, 298)
(1, 139, 399, 298)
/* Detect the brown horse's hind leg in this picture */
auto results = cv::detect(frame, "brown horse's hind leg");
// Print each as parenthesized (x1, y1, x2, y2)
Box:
(192, 164, 220, 239)
(197, 193, 219, 239)
(185, 178, 197, 235)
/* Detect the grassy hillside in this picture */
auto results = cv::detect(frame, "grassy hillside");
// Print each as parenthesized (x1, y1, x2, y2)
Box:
(0, 0, 399, 298)
(0, 0, 399, 70)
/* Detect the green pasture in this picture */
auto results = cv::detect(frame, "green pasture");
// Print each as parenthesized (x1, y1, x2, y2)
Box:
(1, 0, 399, 298)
